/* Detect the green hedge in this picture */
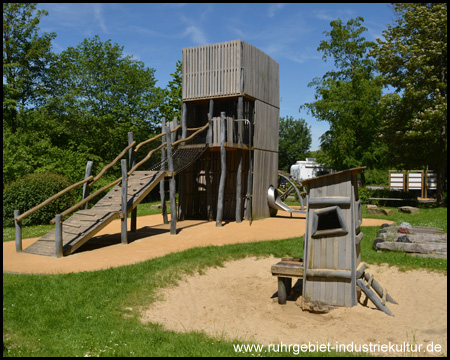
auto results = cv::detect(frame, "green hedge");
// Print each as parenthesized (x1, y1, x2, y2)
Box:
(358, 186, 418, 205)
(3, 172, 77, 227)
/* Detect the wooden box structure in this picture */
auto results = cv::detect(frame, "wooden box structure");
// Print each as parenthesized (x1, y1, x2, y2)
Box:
(179, 40, 280, 221)
(301, 168, 364, 308)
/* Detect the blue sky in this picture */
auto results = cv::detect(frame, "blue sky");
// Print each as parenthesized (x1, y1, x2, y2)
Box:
(36, 3, 396, 151)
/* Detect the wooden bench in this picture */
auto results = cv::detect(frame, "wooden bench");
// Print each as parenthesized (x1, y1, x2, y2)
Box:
(271, 257, 304, 304)
(369, 197, 404, 202)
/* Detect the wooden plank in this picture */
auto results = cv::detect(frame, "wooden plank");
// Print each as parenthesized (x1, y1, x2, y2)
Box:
(271, 262, 304, 277)
(357, 279, 394, 316)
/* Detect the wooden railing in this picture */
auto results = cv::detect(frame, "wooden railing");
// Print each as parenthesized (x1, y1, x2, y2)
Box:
(13, 122, 191, 228)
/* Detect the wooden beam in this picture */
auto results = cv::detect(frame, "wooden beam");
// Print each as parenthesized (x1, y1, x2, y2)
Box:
(166, 123, 177, 235)
(14, 210, 22, 253)
(121, 159, 128, 244)
(128, 132, 137, 232)
(55, 214, 63, 257)
(82, 160, 93, 209)
(216, 112, 227, 227)
(236, 96, 243, 223)
(160, 118, 168, 224)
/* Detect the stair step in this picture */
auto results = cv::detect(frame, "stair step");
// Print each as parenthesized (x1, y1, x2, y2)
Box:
(63, 221, 82, 228)
(63, 228, 84, 236)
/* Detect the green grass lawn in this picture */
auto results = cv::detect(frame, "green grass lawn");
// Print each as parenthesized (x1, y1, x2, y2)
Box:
(3, 202, 447, 357)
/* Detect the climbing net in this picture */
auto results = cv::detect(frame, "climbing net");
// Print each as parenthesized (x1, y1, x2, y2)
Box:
(149, 126, 209, 174)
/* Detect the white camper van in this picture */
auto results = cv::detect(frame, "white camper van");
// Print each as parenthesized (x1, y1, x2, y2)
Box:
(290, 158, 333, 181)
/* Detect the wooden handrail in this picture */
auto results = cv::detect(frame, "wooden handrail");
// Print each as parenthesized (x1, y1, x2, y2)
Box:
(172, 122, 209, 147)
(88, 141, 136, 187)
(134, 125, 181, 154)
(15, 176, 94, 223)
(44, 123, 208, 225)
(129, 142, 166, 175)
(49, 177, 122, 225)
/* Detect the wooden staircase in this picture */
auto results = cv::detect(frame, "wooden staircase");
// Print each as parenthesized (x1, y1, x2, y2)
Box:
(24, 170, 165, 256)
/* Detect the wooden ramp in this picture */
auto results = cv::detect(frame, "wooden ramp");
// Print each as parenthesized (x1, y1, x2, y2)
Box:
(24, 171, 165, 257)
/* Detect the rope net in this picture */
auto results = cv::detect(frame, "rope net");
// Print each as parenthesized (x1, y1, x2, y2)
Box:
(149, 126, 209, 174)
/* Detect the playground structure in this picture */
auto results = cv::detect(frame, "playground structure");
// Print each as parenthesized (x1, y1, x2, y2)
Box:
(12, 40, 398, 317)
(271, 168, 398, 316)
(14, 40, 288, 257)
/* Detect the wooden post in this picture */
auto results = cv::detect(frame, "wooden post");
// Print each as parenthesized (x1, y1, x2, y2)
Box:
(121, 159, 128, 244)
(216, 112, 227, 227)
(55, 214, 63, 258)
(82, 161, 93, 209)
(236, 96, 243, 223)
(208, 99, 214, 119)
(181, 102, 187, 142)
(245, 119, 253, 224)
(166, 124, 177, 235)
(128, 132, 137, 232)
(206, 117, 213, 221)
(160, 118, 168, 224)
(179, 106, 187, 221)
(14, 210, 22, 252)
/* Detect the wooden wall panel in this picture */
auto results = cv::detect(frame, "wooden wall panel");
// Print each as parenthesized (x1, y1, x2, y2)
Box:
(183, 40, 279, 108)
(252, 149, 278, 219)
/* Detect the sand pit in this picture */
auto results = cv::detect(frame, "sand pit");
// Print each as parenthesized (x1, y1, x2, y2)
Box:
(141, 256, 447, 356)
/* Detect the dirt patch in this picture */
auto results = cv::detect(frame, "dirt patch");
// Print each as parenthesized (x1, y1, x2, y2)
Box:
(141, 256, 447, 356)
(3, 212, 391, 275)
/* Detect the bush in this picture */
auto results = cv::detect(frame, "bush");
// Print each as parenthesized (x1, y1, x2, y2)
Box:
(358, 186, 370, 204)
(357, 186, 418, 206)
(363, 169, 389, 186)
(3, 172, 77, 227)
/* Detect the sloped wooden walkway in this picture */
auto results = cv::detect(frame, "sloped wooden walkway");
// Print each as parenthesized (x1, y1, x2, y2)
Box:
(24, 170, 165, 256)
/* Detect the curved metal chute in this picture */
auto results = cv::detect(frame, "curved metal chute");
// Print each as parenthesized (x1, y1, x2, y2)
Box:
(268, 185, 306, 215)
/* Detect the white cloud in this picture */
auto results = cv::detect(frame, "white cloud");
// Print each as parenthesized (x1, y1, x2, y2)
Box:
(268, 3, 286, 18)
(93, 3, 108, 34)
(182, 25, 208, 45)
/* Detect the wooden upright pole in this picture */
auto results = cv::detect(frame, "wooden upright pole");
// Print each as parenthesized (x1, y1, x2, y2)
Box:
(14, 210, 22, 252)
(160, 118, 168, 224)
(121, 159, 128, 244)
(128, 132, 137, 232)
(216, 112, 227, 227)
(55, 214, 63, 257)
(166, 123, 177, 235)
(206, 116, 213, 221)
(236, 96, 244, 223)
(82, 161, 93, 209)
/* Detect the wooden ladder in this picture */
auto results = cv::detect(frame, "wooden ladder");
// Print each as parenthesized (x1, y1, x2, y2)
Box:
(357, 271, 398, 316)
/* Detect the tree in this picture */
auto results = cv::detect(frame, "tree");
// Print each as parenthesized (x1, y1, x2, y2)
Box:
(372, 3, 447, 204)
(301, 17, 385, 171)
(43, 36, 164, 163)
(160, 60, 182, 121)
(278, 116, 312, 172)
(3, 3, 56, 132)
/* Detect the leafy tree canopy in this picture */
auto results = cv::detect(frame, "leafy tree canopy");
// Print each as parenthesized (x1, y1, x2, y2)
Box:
(278, 116, 312, 172)
(43, 35, 164, 162)
(301, 17, 385, 170)
(372, 3, 447, 203)
(3, 3, 56, 132)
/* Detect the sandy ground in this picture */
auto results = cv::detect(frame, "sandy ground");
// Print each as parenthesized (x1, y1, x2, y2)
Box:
(3, 212, 446, 356)
(141, 257, 447, 356)
(3, 211, 388, 275)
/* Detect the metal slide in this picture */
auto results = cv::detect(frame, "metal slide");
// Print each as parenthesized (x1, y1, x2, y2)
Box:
(267, 185, 306, 215)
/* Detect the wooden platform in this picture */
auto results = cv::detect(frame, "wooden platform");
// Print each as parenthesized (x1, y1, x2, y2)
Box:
(24, 171, 165, 256)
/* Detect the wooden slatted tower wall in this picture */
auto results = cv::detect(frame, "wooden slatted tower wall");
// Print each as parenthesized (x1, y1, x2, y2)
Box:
(181, 40, 280, 221)
(301, 168, 364, 308)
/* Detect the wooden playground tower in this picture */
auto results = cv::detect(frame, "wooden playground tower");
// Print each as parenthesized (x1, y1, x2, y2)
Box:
(14, 40, 280, 257)
(178, 39, 280, 223)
